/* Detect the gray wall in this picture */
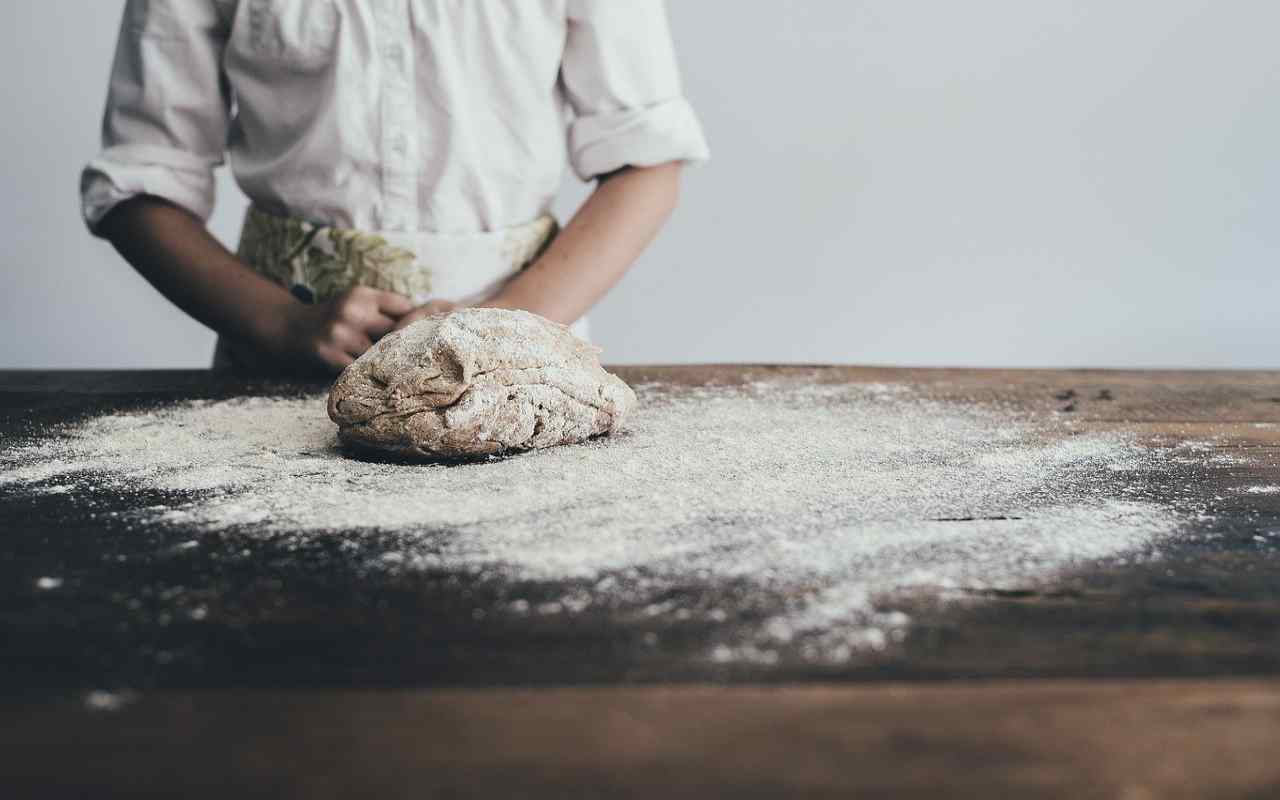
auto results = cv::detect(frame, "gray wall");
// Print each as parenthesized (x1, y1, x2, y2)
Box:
(3, 1, 1277, 369)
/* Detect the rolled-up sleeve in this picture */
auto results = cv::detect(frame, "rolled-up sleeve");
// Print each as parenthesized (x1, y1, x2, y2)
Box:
(81, 0, 232, 235)
(561, 0, 710, 181)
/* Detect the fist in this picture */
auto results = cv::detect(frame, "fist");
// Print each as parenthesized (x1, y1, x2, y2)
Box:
(285, 286, 415, 374)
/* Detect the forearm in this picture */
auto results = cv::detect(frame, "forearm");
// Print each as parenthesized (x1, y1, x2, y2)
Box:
(98, 196, 294, 346)
(486, 162, 683, 325)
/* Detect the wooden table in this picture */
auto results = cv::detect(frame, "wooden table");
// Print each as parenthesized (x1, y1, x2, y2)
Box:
(2, 367, 1279, 798)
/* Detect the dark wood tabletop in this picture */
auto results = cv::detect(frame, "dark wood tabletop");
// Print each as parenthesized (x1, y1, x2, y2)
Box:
(2, 367, 1279, 798)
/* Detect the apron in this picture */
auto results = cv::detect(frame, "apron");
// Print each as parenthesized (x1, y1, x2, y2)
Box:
(213, 207, 588, 369)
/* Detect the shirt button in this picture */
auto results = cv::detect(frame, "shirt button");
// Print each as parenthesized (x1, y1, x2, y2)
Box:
(384, 44, 404, 64)
(392, 135, 408, 155)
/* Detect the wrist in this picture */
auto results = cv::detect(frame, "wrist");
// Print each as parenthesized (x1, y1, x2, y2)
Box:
(243, 294, 299, 355)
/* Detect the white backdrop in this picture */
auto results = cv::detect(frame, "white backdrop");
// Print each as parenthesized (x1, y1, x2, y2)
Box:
(2, 1, 1278, 368)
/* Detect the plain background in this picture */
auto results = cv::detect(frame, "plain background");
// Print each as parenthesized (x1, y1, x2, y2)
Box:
(2, 1, 1277, 369)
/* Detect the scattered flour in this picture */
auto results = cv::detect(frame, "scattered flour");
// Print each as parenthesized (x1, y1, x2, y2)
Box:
(1, 380, 1186, 662)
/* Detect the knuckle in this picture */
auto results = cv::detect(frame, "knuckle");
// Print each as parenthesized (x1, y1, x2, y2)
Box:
(337, 299, 364, 320)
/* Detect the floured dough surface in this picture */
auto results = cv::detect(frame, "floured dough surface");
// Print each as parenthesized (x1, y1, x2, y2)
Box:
(327, 308, 637, 458)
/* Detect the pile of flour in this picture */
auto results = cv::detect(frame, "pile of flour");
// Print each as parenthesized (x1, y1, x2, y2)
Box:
(0, 380, 1184, 662)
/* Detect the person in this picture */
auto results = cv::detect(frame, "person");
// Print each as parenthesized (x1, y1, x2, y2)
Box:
(82, 0, 708, 374)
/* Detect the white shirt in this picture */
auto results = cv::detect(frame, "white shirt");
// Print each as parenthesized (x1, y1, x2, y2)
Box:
(82, 0, 709, 236)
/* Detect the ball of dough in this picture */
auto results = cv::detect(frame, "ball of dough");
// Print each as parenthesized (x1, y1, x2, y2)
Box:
(327, 308, 637, 459)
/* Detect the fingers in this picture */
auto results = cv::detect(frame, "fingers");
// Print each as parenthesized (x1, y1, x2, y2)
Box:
(364, 312, 398, 339)
(316, 344, 355, 374)
(329, 288, 409, 339)
(390, 300, 459, 332)
(334, 287, 402, 316)
(330, 324, 374, 357)
(391, 308, 429, 333)
(371, 289, 415, 317)
(310, 291, 455, 373)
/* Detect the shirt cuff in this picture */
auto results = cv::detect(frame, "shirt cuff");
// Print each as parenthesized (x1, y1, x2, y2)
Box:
(567, 96, 710, 182)
(80, 145, 220, 236)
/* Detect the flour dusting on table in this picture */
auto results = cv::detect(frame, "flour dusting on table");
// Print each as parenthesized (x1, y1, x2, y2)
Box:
(0, 380, 1184, 663)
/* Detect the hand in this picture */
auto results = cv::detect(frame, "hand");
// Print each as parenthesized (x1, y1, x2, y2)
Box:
(390, 298, 460, 332)
(270, 287, 415, 374)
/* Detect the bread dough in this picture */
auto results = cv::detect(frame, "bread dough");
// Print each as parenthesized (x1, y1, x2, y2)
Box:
(327, 308, 637, 459)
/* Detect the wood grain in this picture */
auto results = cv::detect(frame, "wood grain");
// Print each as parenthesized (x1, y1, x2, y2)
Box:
(4, 680, 1279, 799)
